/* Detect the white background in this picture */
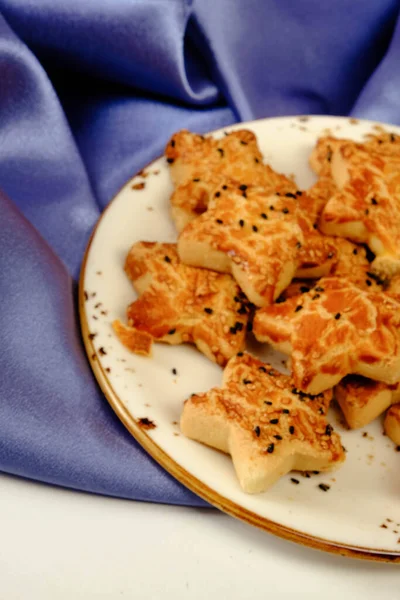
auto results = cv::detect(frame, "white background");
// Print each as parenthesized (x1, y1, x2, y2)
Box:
(1, 473, 398, 599)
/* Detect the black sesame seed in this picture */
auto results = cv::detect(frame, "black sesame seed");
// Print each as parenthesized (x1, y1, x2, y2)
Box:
(269, 205, 275, 211)
(274, 435, 283, 440)
(365, 279, 372, 287)
(365, 208, 369, 215)
(334, 313, 341, 320)
(313, 223, 318, 229)
(296, 241, 302, 249)
(170, 140, 175, 147)
(193, 178, 200, 182)
(215, 191, 221, 198)
(216, 218, 223, 224)
(371, 197, 378, 205)
(237, 352, 244, 357)
(296, 190, 303, 196)
(243, 379, 252, 385)
(259, 366, 267, 373)
(264, 401, 273, 405)
(295, 305, 303, 312)
(235, 322, 244, 331)
(240, 140, 248, 146)
(325, 424, 333, 436)
(254, 426, 261, 437)
(285, 192, 296, 198)
(222, 185, 228, 190)
(313, 471, 320, 474)
(312, 294, 320, 300)
(239, 184, 248, 191)
(260, 213, 267, 219)
(282, 409, 290, 414)
(390, 133, 396, 142)
(239, 219, 245, 227)
(252, 225, 258, 232)
(282, 207, 289, 214)
(267, 443, 275, 454)
(217, 148, 224, 157)
(353, 249, 358, 255)
(300, 286, 310, 293)
(289, 426, 295, 434)
(364, 246, 376, 262)
(254, 158, 260, 163)
(172, 368, 177, 375)
(319, 483, 330, 492)
(204, 307, 213, 314)
(164, 256, 171, 263)
(270, 418, 279, 425)
(166, 158, 174, 164)
(229, 326, 237, 334)
(168, 329, 176, 335)
(291, 478, 300, 485)
(319, 407, 325, 415)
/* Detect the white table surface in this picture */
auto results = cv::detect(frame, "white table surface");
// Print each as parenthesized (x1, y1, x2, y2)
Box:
(0, 473, 398, 599)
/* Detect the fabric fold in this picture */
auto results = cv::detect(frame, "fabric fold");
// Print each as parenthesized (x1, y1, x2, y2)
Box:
(0, 0, 219, 104)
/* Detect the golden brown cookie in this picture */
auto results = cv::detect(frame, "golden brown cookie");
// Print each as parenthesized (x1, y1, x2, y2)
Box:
(180, 352, 344, 494)
(165, 129, 296, 231)
(318, 139, 400, 277)
(335, 376, 400, 429)
(253, 277, 400, 395)
(384, 404, 400, 445)
(113, 242, 249, 366)
(178, 181, 303, 306)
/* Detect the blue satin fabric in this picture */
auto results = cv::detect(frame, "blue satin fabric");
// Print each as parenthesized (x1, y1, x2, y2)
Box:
(0, 0, 399, 505)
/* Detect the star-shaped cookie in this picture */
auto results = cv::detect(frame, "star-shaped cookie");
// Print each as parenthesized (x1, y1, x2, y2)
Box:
(318, 138, 400, 277)
(253, 277, 400, 395)
(113, 242, 249, 366)
(180, 352, 344, 493)
(335, 376, 400, 429)
(178, 180, 303, 306)
(165, 129, 297, 231)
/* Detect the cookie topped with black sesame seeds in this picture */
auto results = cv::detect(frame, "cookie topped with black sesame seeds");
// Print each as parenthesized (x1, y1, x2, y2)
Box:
(254, 276, 400, 395)
(165, 129, 297, 232)
(113, 242, 248, 366)
(178, 180, 303, 307)
(180, 352, 343, 493)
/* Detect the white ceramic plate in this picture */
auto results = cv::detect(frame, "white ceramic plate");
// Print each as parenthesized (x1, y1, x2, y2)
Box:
(80, 116, 400, 562)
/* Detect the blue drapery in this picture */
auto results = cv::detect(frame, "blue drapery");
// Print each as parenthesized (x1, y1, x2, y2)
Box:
(0, 0, 399, 505)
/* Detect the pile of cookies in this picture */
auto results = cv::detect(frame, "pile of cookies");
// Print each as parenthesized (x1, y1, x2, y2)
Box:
(114, 127, 400, 494)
